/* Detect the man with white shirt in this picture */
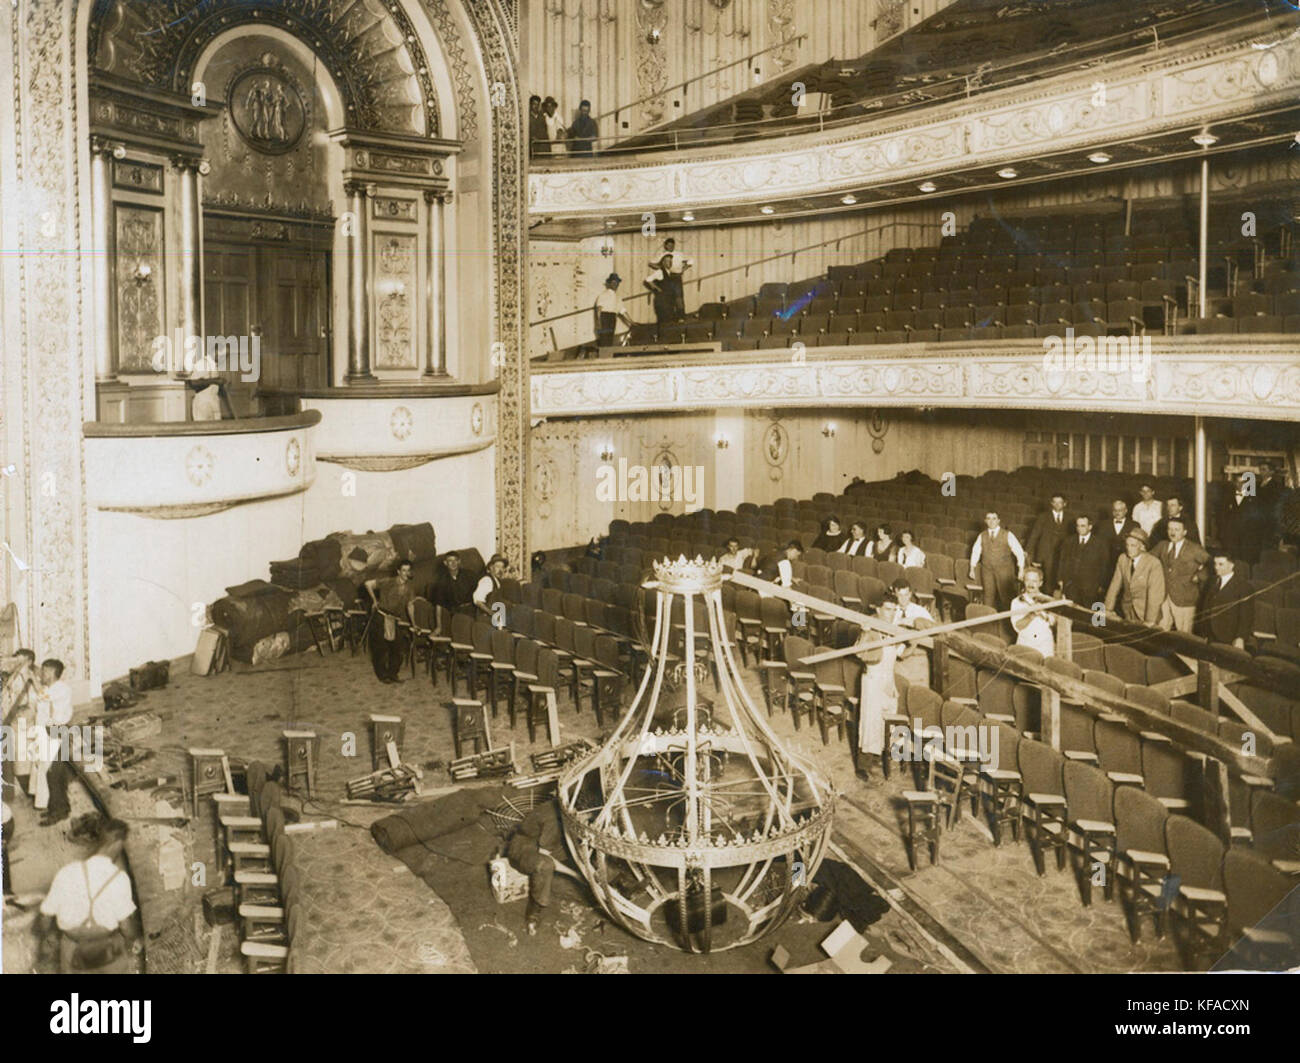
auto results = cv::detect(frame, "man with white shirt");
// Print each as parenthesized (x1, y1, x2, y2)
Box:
(719, 537, 754, 572)
(1011, 566, 1056, 657)
(1025, 493, 1071, 591)
(1056, 515, 1110, 605)
(838, 521, 870, 556)
(34, 658, 74, 826)
(1103, 499, 1140, 565)
(1132, 484, 1162, 536)
(593, 273, 633, 350)
(775, 540, 803, 588)
(656, 238, 692, 322)
(969, 511, 1025, 611)
(474, 554, 509, 618)
(37, 819, 140, 972)
(1152, 517, 1209, 633)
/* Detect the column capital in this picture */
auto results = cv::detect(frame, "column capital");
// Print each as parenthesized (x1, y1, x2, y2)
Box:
(90, 136, 123, 159)
(422, 188, 453, 205)
(170, 154, 204, 173)
(344, 180, 370, 199)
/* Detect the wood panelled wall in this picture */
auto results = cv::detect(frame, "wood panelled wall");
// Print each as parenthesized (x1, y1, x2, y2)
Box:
(522, 0, 954, 141)
(526, 407, 1300, 551)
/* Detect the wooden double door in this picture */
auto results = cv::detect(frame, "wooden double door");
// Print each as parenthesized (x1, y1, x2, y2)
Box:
(203, 228, 331, 416)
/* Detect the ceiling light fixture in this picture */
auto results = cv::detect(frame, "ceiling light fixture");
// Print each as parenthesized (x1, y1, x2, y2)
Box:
(918, 181, 937, 193)
(1087, 151, 1111, 163)
(841, 194, 857, 205)
(760, 205, 774, 214)
(997, 167, 1018, 179)
(1192, 133, 1219, 147)
(681, 211, 695, 222)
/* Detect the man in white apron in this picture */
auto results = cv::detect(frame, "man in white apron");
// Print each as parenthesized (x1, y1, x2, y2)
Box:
(856, 600, 901, 777)
(37, 819, 140, 973)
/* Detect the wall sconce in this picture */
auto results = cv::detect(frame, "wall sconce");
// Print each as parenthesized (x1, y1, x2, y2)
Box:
(132, 263, 153, 286)
(111, 143, 127, 160)
(646, 28, 661, 45)
(822, 422, 837, 439)
(600, 237, 615, 258)
(598, 444, 615, 462)
(198, 158, 212, 176)
(715, 432, 730, 450)
(0, 464, 15, 477)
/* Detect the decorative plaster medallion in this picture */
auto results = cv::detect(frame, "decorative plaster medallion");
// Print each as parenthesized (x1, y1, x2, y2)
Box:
(285, 436, 302, 477)
(390, 406, 414, 441)
(763, 422, 789, 467)
(185, 445, 215, 487)
(471, 402, 485, 436)
(229, 65, 308, 155)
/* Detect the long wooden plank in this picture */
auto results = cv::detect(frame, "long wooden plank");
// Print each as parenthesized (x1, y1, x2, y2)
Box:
(799, 599, 1070, 666)
(731, 572, 1274, 778)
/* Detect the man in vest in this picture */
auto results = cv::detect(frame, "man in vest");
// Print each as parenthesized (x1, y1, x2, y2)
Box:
(37, 819, 141, 973)
(474, 554, 509, 619)
(1152, 517, 1209, 633)
(968, 511, 1025, 611)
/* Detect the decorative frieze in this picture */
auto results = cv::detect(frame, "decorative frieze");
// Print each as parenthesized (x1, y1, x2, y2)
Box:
(531, 342, 1300, 421)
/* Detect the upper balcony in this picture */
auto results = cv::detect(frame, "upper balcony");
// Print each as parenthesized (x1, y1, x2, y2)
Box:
(527, 10, 1300, 228)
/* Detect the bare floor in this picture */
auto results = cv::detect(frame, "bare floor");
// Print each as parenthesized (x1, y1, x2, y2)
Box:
(3, 639, 1186, 974)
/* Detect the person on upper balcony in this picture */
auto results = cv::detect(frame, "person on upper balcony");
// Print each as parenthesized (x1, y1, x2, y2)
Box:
(528, 95, 547, 158)
(593, 273, 633, 349)
(648, 238, 692, 322)
(542, 97, 565, 154)
(569, 100, 598, 156)
(644, 253, 680, 327)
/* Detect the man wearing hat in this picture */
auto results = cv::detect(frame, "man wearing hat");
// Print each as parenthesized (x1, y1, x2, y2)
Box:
(1104, 526, 1166, 625)
(593, 273, 633, 351)
(474, 553, 509, 619)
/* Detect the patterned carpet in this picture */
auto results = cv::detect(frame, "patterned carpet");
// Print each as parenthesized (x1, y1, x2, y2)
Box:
(5, 630, 1192, 974)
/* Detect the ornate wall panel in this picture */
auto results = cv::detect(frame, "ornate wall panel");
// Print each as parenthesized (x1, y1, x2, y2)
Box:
(373, 233, 419, 369)
(528, 33, 1300, 217)
(113, 205, 165, 371)
(0, 0, 93, 683)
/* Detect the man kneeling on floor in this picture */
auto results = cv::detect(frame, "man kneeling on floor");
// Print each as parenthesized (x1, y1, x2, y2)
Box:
(507, 801, 565, 936)
(36, 818, 141, 973)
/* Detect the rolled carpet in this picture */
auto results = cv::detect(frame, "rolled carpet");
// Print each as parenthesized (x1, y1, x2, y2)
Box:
(370, 788, 500, 854)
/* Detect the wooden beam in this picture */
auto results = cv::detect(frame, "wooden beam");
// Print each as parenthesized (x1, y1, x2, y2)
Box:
(800, 599, 1070, 665)
(730, 572, 1274, 778)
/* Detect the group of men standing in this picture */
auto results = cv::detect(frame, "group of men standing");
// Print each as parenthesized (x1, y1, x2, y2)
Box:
(528, 95, 599, 156)
(995, 486, 1255, 647)
(592, 238, 694, 349)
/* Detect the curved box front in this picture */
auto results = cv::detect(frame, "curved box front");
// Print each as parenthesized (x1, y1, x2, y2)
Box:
(83, 411, 320, 518)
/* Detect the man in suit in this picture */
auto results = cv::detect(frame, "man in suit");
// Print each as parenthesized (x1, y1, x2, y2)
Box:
(1150, 495, 1200, 546)
(1196, 552, 1253, 649)
(1102, 499, 1140, 566)
(1104, 528, 1165, 625)
(968, 511, 1025, 612)
(1026, 493, 1071, 592)
(1217, 473, 1269, 565)
(1056, 515, 1110, 606)
(1151, 517, 1210, 633)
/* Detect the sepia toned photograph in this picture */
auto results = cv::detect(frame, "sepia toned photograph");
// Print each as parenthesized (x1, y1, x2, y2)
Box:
(1, 0, 1297, 1019)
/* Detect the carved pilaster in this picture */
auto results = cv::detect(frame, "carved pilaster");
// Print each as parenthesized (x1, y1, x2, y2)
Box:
(424, 188, 450, 377)
(345, 180, 376, 382)
(90, 138, 120, 381)
(171, 154, 203, 372)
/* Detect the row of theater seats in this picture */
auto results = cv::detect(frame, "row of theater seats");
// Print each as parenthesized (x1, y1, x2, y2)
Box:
(214, 763, 300, 974)
(608, 208, 1295, 354)
(885, 680, 1298, 969)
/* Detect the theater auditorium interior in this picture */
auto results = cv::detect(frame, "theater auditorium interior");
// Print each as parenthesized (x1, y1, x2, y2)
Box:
(2, 0, 1300, 980)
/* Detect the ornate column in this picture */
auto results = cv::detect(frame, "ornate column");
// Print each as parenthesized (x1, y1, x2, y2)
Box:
(172, 155, 203, 366)
(424, 189, 451, 377)
(90, 137, 118, 382)
(345, 180, 376, 382)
